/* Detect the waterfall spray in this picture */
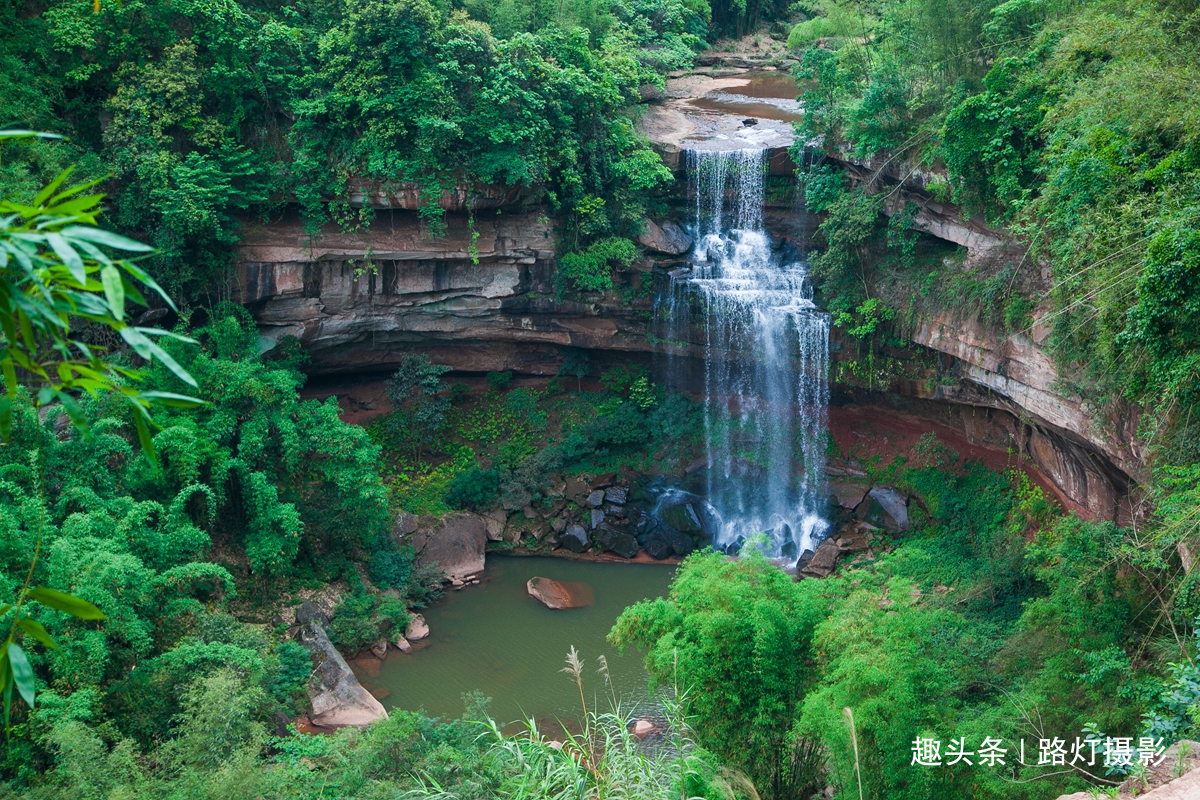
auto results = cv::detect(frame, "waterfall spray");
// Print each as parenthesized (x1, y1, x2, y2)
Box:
(658, 147, 831, 562)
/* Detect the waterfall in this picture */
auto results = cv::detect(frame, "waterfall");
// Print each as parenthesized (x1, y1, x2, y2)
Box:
(658, 147, 831, 562)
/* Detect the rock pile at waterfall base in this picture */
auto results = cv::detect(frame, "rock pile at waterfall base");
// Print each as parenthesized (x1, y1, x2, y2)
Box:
(481, 471, 707, 561)
(795, 472, 924, 580)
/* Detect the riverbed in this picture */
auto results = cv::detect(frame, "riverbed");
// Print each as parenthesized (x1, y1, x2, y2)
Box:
(351, 556, 676, 723)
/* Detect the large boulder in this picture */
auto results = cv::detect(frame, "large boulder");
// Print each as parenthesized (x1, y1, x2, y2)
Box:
(295, 600, 331, 627)
(484, 508, 507, 541)
(299, 622, 388, 728)
(412, 513, 487, 580)
(604, 487, 628, 505)
(663, 526, 696, 557)
(406, 613, 430, 641)
(393, 512, 419, 538)
(526, 577, 595, 609)
(661, 502, 702, 533)
(594, 523, 640, 558)
(858, 486, 909, 532)
(828, 479, 870, 511)
(562, 524, 590, 553)
(800, 538, 840, 578)
(640, 526, 675, 560)
(638, 219, 693, 255)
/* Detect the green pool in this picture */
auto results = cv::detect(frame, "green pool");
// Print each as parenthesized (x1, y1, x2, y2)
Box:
(351, 556, 676, 724)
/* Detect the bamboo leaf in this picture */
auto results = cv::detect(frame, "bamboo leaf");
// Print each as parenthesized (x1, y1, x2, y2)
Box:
(58, 226, 153, 252)
(132, 407, 157, 463)
(27, 588, 105, 620)
(16, 619, 57, 651)
(8, 644, 34, 707)
(137, 391, 206, 408)
(118, 261, 175, 309)
(100, 265, 125, 320)
(32, 168, 73, 208)
(45, 232, 86, 284)
(121, 329, 197, 387)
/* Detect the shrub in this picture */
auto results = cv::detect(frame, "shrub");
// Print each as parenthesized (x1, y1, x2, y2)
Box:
(370, 545, 417, 591)
(445, 467, 501, 510)
(486, 371, 513, 391)
(266, 642, 312, 708)
(329, 592, 410, 653)
(554, 237, 638, 294)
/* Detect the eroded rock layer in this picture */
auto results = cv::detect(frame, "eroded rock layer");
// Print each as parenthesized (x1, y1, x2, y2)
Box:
(234, 202, 1139, 520)
(234, 210, 653, 375)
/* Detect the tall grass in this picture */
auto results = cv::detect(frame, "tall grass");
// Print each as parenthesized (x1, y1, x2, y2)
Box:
(404, 649, 759, 800)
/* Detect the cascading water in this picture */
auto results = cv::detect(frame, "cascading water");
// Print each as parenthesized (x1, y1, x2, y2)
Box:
(657, 147, 831, 562)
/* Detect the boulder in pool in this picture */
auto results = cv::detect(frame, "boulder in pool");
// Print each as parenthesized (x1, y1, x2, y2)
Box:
(299, 621, 388, 728)
(526, 576, 594, 610)
(406, 613, 430, 641)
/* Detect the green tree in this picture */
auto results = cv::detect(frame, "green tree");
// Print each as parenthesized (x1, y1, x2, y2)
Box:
(611, 549, 829, 797)
(385, 354, 452, 464)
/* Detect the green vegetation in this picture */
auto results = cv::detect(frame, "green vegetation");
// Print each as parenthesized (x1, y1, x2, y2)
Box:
(613, 454, 1200, 799)
(14, 677, 756, 800)
(8, 0, 1200, 797)
(0, 0, 716, 300)
(787, 18, 1200, 794)
(370, 363, 702, 517)
(791, 0, 1200, 433)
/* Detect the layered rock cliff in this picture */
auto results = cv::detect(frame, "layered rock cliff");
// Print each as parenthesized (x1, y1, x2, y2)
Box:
(231, 79, 1143, 521)
(233, 210, 654, 375)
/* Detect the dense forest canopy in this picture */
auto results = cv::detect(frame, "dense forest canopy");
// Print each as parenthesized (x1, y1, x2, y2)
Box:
(2, 0, 715, 298)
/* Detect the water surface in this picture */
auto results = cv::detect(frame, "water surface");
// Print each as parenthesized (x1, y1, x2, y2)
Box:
(354, 556, 676, 723)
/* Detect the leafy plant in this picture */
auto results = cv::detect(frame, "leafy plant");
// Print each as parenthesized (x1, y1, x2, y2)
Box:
(0, 131, 202, 453)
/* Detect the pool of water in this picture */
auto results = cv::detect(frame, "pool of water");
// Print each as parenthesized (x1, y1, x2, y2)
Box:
(351, 556, 676, 724)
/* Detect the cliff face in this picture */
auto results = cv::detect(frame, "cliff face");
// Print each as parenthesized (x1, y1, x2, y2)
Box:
(234, 210, 654, 375)
(232, 141, 1141, 520)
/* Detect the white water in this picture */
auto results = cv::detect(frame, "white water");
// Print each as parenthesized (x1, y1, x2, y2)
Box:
(659, 148, 831, 561)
